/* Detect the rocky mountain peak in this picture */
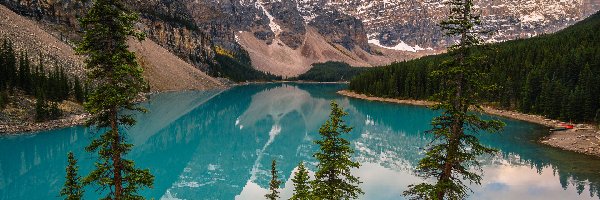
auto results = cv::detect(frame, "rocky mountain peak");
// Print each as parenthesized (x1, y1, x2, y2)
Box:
(1, 0, 599, 78)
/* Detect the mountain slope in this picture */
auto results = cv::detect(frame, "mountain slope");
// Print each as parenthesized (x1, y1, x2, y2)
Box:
(129, 39, 225, 91)
(0, 4, 223, 92)
(3, 0, 598, 79)
(349, 10, 600, 123)
(0, 4, 84, 78)
(310, 0, 600, 49)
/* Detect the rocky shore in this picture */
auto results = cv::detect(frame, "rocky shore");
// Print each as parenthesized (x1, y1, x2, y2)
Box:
(0, 113, 90, 134)
(337, 90, 600, 158)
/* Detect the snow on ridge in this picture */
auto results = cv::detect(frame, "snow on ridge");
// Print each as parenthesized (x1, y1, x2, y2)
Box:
(256, 1, 282, 35)
(368, 38, 423, 52)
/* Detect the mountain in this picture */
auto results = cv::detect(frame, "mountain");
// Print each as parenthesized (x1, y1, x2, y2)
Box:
(315, 0, 600, 48)
(0, 4, 224, 92)
(349, 10, 600, 123)
(1, 0, 598, 79)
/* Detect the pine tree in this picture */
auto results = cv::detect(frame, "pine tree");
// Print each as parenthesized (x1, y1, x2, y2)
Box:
(35, 92, 49, 122)
(312, 101, 363, 200)
(33, 58, 46, 94)
(404, 0, 505, 199)
(0, 91, 7, 109)
(77, 0, 153, 199)
(290, 161, 311, 200)
(595, 108, 600, 127)
(578, 64, 596, 121)
(48, 101, 63, 120)
(60, 152, 84, 200)
(0, 40, 6, 91)
(73, 78, 84, 103)
(0, 40, 7, 106)
(17, 51, 32, 94)
(3, 40, 17, 89)
(265, 160, 281, 200)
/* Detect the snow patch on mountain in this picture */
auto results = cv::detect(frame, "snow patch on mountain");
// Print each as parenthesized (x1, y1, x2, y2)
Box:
(367, 34, 426, 52)
(256, 1, 281, 35)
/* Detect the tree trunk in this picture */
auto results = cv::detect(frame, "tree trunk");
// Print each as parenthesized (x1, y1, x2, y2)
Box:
(111, 108, 123, 199)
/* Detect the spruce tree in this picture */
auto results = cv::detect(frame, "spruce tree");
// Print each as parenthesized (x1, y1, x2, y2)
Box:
(17, 52, 32, 94)
(60, 152, 84, 200)
(290, 161, 311, 200)
(0, 91, 7, 109)
(265, 159, 281, 200)
(403, 0, 505, 199)
(3, 40, 17, 89)
(595, 108, 600, 127)
(73, 78, 85, 103)
(49, 101, 62, 120)
(35, 92, 49, 122)
(0, 40, 6, 91)
(312, 101, 363, 200)
(33, 58, 46, 95)
(77, 0, 153, 199)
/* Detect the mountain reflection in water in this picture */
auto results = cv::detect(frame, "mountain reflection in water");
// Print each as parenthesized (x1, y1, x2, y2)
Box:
(0, 83, 599, 200)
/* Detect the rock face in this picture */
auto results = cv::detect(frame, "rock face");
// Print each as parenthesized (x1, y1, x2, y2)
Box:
(302, 0, 600, 50)
(1, 0, 599, 77)
(0, 4, 223, 92)
(309, 10, 371, 52)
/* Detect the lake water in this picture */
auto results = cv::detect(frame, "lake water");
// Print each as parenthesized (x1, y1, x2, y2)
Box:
(1, 83, 600, 200)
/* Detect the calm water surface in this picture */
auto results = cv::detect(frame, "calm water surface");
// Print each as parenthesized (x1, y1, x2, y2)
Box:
(1, 83, 599, 200)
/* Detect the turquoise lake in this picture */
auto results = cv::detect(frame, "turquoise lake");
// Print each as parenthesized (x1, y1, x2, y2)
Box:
(1, 83, 600, 200)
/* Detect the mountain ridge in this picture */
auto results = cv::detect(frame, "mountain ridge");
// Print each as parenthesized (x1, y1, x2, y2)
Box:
(1, 0, 598, 80)
(0, 4, 224, 92)
(349, 10, 600, 123)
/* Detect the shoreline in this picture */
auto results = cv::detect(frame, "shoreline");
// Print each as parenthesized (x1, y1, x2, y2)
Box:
(337, 90, 600, 158)
(0, 113, 90, 134)
(0, 91, 163, 135)
(0, 86, 233, 135)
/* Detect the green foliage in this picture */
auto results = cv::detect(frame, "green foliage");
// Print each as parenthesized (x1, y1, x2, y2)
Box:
(77, 0, 154, 199)
(312, 101, 363, 200)
(0, 91, 7, 109)
(18, 52, 33, 94)
(210, 49, 282, 82)
(60, 152, 84, 200)
(350, 10, 600, 123)
(403, 1, 505, 199)
(595, 109, 600, 128)
(0, 39, 83, 116)
(35, 92, 62, 122)
(265, 160, 281, 200)
(292, 62, 368, 82)
(73, 78, 84, 103)
(290, 161, 312, 200)
(0, 39, 17, 90)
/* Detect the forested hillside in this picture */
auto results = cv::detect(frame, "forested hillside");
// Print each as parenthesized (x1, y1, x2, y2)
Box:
(291, 62, 368, 82)
(1, 39, 85, 121)
(349, 11, 600, 123)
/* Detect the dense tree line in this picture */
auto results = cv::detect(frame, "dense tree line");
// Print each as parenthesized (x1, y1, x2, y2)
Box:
(290, 62, 368, 82)
(350, 11, 600, 123)
(0, 39, 86, 121)
(210, 47, 282, 82)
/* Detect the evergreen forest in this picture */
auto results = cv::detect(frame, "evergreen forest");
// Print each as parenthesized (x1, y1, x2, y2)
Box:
(292, 62, 368, 82)
(349, 11, 600, 123)
(0, 39, 86, 121)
